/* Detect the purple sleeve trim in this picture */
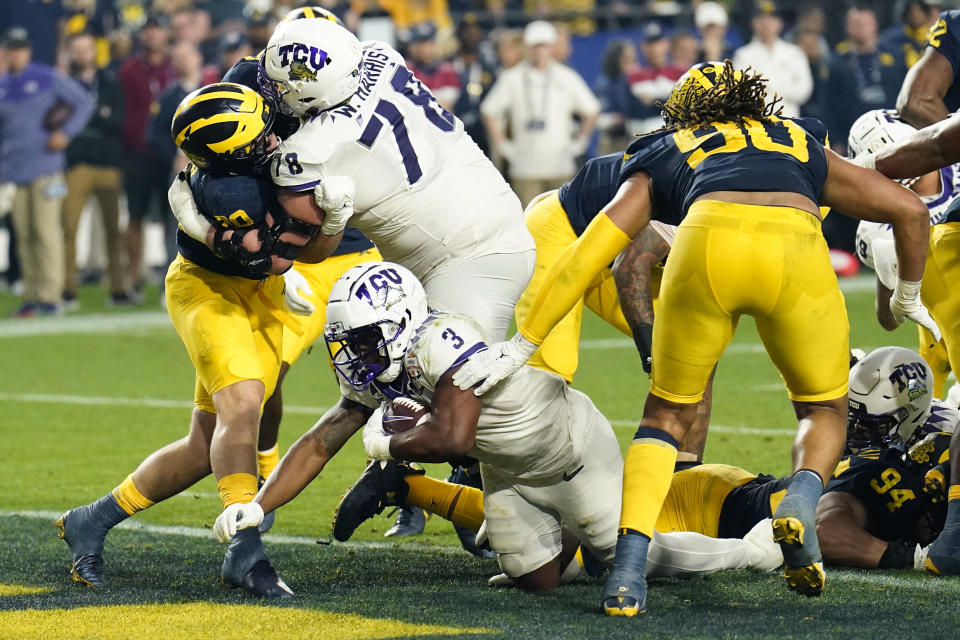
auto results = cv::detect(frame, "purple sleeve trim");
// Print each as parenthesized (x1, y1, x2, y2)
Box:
(282, 179, 321, 192)
(444, 341, 487, 379)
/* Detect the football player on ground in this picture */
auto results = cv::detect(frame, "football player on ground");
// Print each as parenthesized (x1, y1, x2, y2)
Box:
(56, 84, 325, 594)
(854, 92, 960, 577)
(211, 261, 783, 594)
(848, 109, 960, 399)
(169, 15, 536, 544)
(897, 7, 960, 127)
(453, 61, 937, 615)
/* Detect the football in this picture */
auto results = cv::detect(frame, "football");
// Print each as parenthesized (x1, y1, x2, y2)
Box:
(382, 397, 430, 434)
(42, 100, 74, 131)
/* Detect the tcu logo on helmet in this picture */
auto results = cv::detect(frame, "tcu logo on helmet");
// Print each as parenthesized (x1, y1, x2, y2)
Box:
(277, 43, 332, 81)
(888, 362, 929, 397)
(354, 268, 404, 307)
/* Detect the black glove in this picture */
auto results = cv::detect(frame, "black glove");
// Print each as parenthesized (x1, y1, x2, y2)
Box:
(212, 225, 275, 275)
(633, 322, 653, 374)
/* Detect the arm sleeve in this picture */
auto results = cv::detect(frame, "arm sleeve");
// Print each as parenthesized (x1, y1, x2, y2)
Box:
(55, 73, 95, 138)
(271, 121, 330, 192)
(518, 212, 632, 345)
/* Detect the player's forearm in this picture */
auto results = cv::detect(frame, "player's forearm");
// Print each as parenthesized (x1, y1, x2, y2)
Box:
(296, 231, 343, 263)
(874, 281, 898, 331)
(899, 94, 949, 129)
(816, 516, 889, 568)
(612, 226, 670, 330)
(389, 419, 476, 463)
(256, 400, 369, 513)
(890, 204, 930, 283)
(875, 119, 959, 179)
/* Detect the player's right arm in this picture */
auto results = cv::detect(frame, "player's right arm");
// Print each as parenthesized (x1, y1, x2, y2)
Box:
(815, 491, 891, 568)
(275, 188, 345, 263)
(254, 397, 374, 514)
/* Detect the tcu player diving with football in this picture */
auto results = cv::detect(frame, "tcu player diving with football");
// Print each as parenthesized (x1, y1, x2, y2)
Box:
(57, 84, 327, 593)
(848, 109, 960, 400)
(453, 61, 937, 615)
(330, 347, 954, 576)
(212, 261, 784, 594)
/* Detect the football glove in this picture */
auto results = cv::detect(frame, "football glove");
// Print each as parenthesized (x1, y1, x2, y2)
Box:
(633, 322, 653, 374)
(362, 411, 393, 460)
(214, 502, 264, 543)
(283, 268, 315, 316)
(167, 170, 211, 243)
(452, 333, 538, 395)
(212, 225, 274, 275)
(314, 175, 355, 236)
(889, 278, 941, 342)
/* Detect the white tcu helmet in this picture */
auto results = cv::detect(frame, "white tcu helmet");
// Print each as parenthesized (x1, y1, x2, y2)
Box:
(262, 18, 362, 116)
(324, 262, 429, 390)
(847, 346, 933, 452)
(847, 109, 916, 158)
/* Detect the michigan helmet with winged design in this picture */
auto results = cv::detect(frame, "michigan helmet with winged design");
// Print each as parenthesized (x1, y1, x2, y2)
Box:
(662, 60, 743, 125)
(324, 262, 429, 391)
(847, 109, 916, 158)
(847, 346, 933, 453)
(282, 5, 345, 26)
(171, 82, 276, 174)
(262, 18, 362, 116)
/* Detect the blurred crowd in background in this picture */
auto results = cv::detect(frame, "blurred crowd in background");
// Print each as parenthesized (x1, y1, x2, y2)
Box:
(0, 0, 952, 315)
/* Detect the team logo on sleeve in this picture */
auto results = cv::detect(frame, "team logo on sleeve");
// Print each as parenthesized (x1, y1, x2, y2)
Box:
(277, 43, 332, 82)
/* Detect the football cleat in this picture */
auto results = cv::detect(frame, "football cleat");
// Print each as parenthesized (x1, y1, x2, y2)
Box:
(925, 525, 960, 576)
(332, 460, 424, 542)
(743, 518, 783, 572)
(601, 533, 649, 617)
(771, 516, 825, 596)
(237, 560, 294, 598)
(55, 507, 110, 587)
(385, 505, 426, 537)
(222, 529, 292, 598)
(257, 476, 275, 534)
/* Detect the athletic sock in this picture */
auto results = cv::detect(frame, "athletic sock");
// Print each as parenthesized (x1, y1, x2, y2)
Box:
(404, 475, 484, 531)
(619, 426, 679, 537)
(217, 472, 258, 509)
(257, 445, 280, 480)
(111, 474, 155, 516)
(783, 469, 824, 514)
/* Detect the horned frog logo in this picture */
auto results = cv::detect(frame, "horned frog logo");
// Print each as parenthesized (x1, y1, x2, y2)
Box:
(289, 61, 317, 82)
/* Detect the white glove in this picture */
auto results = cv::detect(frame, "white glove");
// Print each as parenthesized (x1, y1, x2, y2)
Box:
(451, 333, 538, 396)
(314, 175, 355, 236)
(213, 501, 264, 543)
(890, 278, 942, 341)
(914, 543, 930, 570)
(283, 268, 315, 316)
(362, 412, 393, 460)
(871, 237, 899, 291)
(167, 171, 211, 243)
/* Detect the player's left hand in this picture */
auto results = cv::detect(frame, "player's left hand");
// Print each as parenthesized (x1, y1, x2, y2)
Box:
(214, 501, 264, 543)
(890, 278, 942, 341)
(452, 333, 538, 395)
(315, 175, 355, 236)
(283, 268, 315, 316)
(362, 415, 393, 460)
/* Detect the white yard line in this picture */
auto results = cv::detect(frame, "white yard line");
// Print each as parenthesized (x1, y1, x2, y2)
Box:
(1, 509, 461, 553)
(0, 312, 171, 338)
(0, 391, 797, 436)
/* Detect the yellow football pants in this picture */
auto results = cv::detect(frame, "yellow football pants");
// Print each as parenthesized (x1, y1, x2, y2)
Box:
(281, 249, 382, 366)
(922, 222, 960, 395)
(651, 200, 850, 404)
(514, 191, 632, 383)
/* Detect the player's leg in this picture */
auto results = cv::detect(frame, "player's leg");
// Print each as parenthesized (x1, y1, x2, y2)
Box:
(918, 325, 951, 399)
(516, 191, 586, 382)
(927, 428, 960, 574)
(57, 407, 217, 586)
(647, 519, 782, 578)
(603, 215, 736, 616)
(753, 208, 850, 597)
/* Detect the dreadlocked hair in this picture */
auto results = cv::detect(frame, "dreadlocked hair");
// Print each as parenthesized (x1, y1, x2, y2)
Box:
(658, 61, 784, 131)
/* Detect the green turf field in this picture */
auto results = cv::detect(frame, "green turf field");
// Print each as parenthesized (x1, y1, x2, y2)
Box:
(3, 277, 960, 639)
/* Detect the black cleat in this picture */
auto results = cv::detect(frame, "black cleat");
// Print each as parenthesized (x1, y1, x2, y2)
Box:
(222, 528, 292, 598)
(332, 460, 424, 542)
(56, 508, 108, 587)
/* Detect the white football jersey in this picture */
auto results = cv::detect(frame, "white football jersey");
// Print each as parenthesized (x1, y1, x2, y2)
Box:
(273, 42, 533, 279)
(338, 311, 586, 480)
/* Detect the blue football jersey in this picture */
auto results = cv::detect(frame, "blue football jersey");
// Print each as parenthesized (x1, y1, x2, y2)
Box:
(618, 116, 830, 225)
(927, 11, 960, 112)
